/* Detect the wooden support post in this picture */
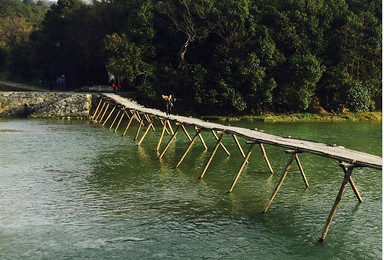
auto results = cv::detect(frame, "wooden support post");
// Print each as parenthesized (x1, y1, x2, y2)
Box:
(181, 124, 192, 141)
(102, 105, 116, 126)
(228, 142, 256, 192)
(160, 119, 171, 135)
(176, 129, 201, 168)
(138, 119, 153, 146)
(144, 114, 155, 131)
(340, 163, 363, 203)
(91, 96, 103, 119)
(94, 99, 107, 122)
(134, 114, 145, 141)
(263, 152, 296, 213)
(114, 110, 125, 133)
(109, 110, 121, 130)
(260, 143, 274, 175)
(319, 163, 354, 242)
(294, 153, 309, 187)
(199, 132, 225, 179)
(158, 125, 181, 159)
(232, 134, 246, 158)
(211, 130, 230, 156)
(156, 119, 168, 152)
(122, 112, 135, 136)
(98, 102, 110, 123)
(196, 127, 207, 150)
(167, 120, 174, 135)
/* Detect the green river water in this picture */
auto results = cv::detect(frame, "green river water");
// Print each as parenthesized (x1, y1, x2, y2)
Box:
(0, 118, 381, 259)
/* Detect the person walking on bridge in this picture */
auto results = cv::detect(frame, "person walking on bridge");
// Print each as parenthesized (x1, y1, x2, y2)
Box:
(162, 94, 176, 115)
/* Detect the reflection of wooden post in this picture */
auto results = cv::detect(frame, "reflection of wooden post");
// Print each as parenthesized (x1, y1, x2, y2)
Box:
(199, 132, 224, 179)
(109, 110, 121, 129)
(263, 152, 296, 213)
(91, 96, 103, 119)
(158, 125, 181, 159)
(134, 114, 145, 141)
(211, 130, 230, 156)
(228, 142, 256, 192)
(260, 143, 274, 174)
(102, 105, 116, 126)
(319, 163, 354, 242)
(156, 119, 168, 152)
(176, 129, 201, 168)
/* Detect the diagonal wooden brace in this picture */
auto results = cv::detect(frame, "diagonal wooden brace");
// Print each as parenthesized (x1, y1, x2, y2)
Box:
(319, 162, 355, 242)
(158, 125, 181, 159)
(228, 142, 256, 192)
(176, 129, 202, 168)
(211, 130, 230, 156)
(91, 96, 104, 119)
(102, 104, 116, 126)
(199, 132, 225, 179)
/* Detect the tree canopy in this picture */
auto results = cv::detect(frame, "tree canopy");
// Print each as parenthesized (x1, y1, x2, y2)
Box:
(0, 0, 381, 114)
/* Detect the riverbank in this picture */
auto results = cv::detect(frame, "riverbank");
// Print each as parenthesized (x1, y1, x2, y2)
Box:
(200, 111, 382, 122)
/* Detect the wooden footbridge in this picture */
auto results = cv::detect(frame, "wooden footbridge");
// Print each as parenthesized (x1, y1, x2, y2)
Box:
(91, 93, 382, 242)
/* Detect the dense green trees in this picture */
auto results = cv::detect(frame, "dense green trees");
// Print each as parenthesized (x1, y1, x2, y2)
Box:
(0, 0, 381, 114)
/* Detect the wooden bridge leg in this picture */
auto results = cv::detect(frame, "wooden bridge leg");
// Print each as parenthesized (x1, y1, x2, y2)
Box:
(319, 163, 354, 242)
(122, 112, 135, 136)
(91, 96, 103, 119)
(145, 114, 155, 131)
(94, 99, 107, 122)
(181, 124, 192, 141)
(138, 119, 153, 146)
(340, 163, 363, 203)
(294, 152, 309, 187)
(109, 110, 120, 129)
(260, 143, 274, 175)
(176, 129, 201, 168)
(98, 102, 110, 123)
(167, 120, 174, 135)
(212, 130, 230, 156)
(196, 127, 207, 150)
(156, 119, 168, 152)
(158, 125, 181, 159)
(232, 134, 246, 159)
(102, 105, 116, 126)
(199, 132, 224, 179)
(114, 110, 126, 133)
(263, 152, 296, 213)
(228, 142, 256, 192)
(134, 114, 145, 141)
(160, 119, 171, 135)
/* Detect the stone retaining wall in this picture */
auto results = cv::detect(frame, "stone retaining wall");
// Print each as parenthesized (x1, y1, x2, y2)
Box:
(0, 92, 97, 118)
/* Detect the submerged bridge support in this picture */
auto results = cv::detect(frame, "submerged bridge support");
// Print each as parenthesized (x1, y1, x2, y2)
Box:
(91, 94, 382, 243)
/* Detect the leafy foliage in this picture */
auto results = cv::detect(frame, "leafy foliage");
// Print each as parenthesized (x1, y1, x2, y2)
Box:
(0, 0, 381, 114)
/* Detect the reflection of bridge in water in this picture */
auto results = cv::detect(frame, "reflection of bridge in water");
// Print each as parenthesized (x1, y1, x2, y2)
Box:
(91, 93, 382, 242)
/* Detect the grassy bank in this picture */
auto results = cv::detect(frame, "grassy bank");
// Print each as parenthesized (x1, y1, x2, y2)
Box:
(200, 111, 382, 122)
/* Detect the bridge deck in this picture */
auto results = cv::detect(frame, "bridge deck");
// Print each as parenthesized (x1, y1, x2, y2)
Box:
(104, 93, 382, 169)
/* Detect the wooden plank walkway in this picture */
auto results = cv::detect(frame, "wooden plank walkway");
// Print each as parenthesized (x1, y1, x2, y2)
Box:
(92, 93, 382, 242)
